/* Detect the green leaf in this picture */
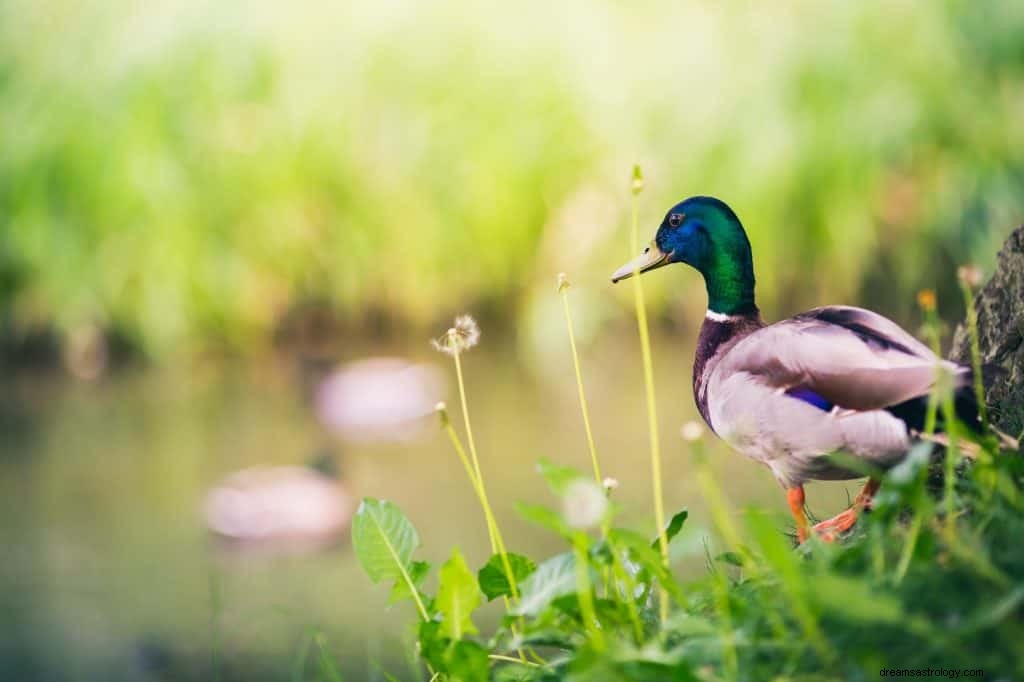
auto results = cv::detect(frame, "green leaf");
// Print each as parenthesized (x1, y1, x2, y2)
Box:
(653, 509, 689, 550)
(352, 498, 420, 584)
(516, 502, 569, 535)
(513, 552, 578, 616)
(610, 528, 686, 607)
(389, 560, 430, 605)
(445, 640, 489, 682)
(536, 457, 585, 495)
(716, 551, 743, 568)
(478, 553, 537, 601)
(436, 548, 481, 640)
(418, 620, 447, 670)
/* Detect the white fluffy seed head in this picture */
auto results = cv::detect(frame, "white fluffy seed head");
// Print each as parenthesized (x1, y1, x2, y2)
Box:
(431, 315, 481, 356)
(563, 479, 608, 530)
(681, 421, 704, 442)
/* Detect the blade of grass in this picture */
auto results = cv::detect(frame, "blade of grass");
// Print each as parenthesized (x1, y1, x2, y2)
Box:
(627, 164, 670, 625)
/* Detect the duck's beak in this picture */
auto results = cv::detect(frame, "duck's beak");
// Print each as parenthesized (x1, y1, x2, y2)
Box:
(611, 242, 671, 283)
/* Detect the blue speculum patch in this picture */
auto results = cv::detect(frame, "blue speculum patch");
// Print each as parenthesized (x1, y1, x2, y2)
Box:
(785, 386, 833, 412)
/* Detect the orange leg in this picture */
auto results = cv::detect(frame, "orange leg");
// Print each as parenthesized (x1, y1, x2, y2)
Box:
(812, 478, 881, 542)
(787, 486, 809, 544)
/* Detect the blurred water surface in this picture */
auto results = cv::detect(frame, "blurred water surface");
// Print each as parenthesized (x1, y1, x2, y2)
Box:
(0, 328, 869, 681)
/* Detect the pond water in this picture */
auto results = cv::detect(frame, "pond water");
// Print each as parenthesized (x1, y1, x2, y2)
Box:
(0, 331, 859, 681)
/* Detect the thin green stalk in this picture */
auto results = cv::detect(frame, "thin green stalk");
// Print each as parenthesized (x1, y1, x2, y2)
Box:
(438, 407, 526, 664)
(449, 356, 520, 600)
(559, 275, 602, 483)
(940, 376, 960, 541)
(691, 441, 795, 653)
(711, 572, 738, 681)
(958, 273, 988, 429)
(898, 291, 942, 580)
(572, 533, 605, 651)
(454, 353, 486, 505)
(488, 655, 541, 668)
(894, 511, 923, 584)
(628, 165, 670, 625)
(441, 418, 519, 599)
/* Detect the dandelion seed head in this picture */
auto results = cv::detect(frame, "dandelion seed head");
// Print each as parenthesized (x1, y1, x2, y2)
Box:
(557, 272, 570, 292)
(563, 479, 608, 530)
(957, 265, 983, 288)
(434, 401, 450, 427)
(681, 421, 704, 442)
(431, 315, 480, 356)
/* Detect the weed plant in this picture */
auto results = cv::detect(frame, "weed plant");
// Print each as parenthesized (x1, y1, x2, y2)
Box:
(351, 178, 1024, 681)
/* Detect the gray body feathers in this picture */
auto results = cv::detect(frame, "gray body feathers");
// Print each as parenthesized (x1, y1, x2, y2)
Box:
(697, 306, 969, 488)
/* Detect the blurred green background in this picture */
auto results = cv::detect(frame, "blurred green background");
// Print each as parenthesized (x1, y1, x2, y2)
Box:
(1, 1, 1023, 680)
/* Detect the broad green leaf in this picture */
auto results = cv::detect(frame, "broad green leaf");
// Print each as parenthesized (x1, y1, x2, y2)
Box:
(652, 509, 689, 550)
(389, 560, 430, 605)
(536, 457, 585, 495)
(478, 552, 536, 601)
(352, 498, 420, 583)
(513, 552, 577, 616)
(436, 548, 481, 640)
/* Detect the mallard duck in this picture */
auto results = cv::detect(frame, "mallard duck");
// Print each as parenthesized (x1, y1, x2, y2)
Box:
(612, 196, 981, 543)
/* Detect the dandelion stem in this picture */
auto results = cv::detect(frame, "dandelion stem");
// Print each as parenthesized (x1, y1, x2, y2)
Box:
(572, 532, 605, 651)
(440, 414, 519, 600)
(488, 655, 541, 668)
(628, 165, 670, 625)
(559, 279, 602, 483)
(454, 353, 485, 497)
(439, 403, 526, 663)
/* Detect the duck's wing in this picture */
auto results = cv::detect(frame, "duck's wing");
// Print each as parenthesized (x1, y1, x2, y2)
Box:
(717, 306, 967, 411)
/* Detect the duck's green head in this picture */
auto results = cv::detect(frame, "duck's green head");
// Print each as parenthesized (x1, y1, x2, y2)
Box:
(611, 196, 757, 316)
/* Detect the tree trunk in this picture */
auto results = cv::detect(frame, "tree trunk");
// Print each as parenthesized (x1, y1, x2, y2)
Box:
(949, 226, 1024, 438)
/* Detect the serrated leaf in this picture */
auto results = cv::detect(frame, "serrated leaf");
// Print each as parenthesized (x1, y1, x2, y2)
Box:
(478, 553, 536, 601)
(652, 509, 689, 550)
(352, 498, 420, 584)
(536, 457, 585, 495)
(389, 560, 430, 604)
(513, 552, 577, 616)
(436, 548, 481, 640)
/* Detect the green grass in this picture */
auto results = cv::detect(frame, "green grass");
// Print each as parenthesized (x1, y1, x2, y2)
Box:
(354, 431, 1024, 680)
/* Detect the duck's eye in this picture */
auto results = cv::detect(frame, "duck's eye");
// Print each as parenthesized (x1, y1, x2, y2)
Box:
(643, 246, 650, 254)
(668, 213, 683, 227)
